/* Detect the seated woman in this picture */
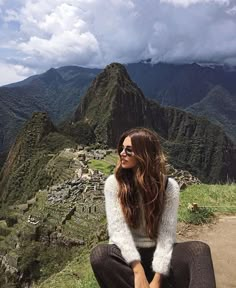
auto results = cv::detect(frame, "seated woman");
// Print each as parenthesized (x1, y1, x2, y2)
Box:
(90, 127, 216, 288)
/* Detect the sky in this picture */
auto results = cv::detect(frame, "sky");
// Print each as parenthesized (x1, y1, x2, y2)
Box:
(0, 0, 236, 86)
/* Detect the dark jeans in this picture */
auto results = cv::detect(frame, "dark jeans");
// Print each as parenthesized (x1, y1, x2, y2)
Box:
(90, 241, 216, 288)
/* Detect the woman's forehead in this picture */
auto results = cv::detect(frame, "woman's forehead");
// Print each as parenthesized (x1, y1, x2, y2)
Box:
(123, 136, 132, 146)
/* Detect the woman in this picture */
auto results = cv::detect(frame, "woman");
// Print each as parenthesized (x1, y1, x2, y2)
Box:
(90, 127, 216, 288)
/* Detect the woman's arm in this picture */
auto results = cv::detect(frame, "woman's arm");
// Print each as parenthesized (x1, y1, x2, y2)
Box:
(131, 261, 150, 288)
(149, 272, 162, 288)
(104, 175, 141, 264)
(152, 178, 180, 275)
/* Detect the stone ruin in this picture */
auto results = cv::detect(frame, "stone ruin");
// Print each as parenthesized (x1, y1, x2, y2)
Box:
(47, 171, 106, 213)
(45, 147, 201, 230)
(9, 147, 200, 231)
(167, 164, 201, 190)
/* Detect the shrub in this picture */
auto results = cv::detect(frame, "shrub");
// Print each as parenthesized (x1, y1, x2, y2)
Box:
(184, 207, 214, 225)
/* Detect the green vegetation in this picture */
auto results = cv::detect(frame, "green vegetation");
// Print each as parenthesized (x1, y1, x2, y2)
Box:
(65, 121, 96, 145)
(33, 182, 236, 288)
(187, 85, 236, 143)
(1, 61, 236, 287)
(181, 207, 214, 225)
(178, 183, 236, 224)
(0, 130, 78, 205)
(40, 132, 77, 153)
(72, 63, 236, 183)
(35, 247, 99, 288)
(0, 221, 12, 237)
(88, 153, 117, 175)
(0, 66, 100, 168)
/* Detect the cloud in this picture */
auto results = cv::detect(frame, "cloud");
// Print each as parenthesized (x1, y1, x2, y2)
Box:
(0, 0, 6, 6)
(227, 5, 236, 14)
(17, 3, 101, 67)
(0, 61, 32, 86)
(0, 0, 236, 84)
(160, 0, 229, 7)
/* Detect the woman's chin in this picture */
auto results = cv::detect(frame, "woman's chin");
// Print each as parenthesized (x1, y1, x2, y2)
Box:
(121, 164, 128, 169)
(121, 163, 130, 169)
(121, 164, 134, 170)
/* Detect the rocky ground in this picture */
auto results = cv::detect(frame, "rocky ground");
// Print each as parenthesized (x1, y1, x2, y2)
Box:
(177, 215, 236, 288)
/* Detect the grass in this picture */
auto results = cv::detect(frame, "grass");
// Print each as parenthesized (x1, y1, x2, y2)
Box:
(34, 245, 99, 288)
(79, 183, 236, 285)
(0, 222, 12, 237)
(35, 183, 236, 288)
(178, 183, 236, 224)
(88, 153, 117, 175)
(88, 159, 114, 175)
(10, 179, 235, 288)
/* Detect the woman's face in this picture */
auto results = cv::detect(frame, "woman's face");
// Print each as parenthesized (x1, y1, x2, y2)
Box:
(119, 136, 138, 169)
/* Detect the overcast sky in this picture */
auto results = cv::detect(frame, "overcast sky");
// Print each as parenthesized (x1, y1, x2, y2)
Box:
(0, 0, 236, 85)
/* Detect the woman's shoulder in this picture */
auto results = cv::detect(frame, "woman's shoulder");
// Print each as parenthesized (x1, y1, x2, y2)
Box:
(166, 177, 179, 187)
(104, 174, 119, 191)
(165, 177, 180, 198)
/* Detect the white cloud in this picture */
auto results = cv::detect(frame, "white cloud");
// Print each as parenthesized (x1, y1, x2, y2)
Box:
(4, 9, 19, 22)
(19, 30, 100, 66)
(0, 62, 31, 86)
(227, 5, 236, 14)
(160, 0, 229, 7)
(0, 0, 6, 6)
(0, 0, 236, 84)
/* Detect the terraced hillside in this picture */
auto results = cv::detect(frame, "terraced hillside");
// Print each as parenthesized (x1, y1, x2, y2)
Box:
(0, 170, 108, 287)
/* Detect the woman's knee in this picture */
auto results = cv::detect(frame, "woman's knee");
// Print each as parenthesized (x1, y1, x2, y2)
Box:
(173, 241, 212, 260)
(90, 244, 110, 269)
(187, 241, 211, 256)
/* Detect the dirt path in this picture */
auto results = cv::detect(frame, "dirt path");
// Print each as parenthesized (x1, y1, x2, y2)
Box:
(177, 215, 236, 288)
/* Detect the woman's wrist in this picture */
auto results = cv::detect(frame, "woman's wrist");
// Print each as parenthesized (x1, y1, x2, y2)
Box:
(152, 272, 162, 283)
(131, 260, 144, 274)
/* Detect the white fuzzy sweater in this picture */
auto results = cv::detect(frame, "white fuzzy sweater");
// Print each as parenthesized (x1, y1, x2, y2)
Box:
(104, 174, 180, 275)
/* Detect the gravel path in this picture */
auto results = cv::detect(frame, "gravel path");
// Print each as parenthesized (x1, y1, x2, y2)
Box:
(177, 215, 236, 288)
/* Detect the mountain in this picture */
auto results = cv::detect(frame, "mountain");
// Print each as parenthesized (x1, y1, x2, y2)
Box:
(0, 66, 100, 166)
(73, 63, 236, 183)
(0, 150, 109, 287)
(2, 62, 235, 205)
(126, 62, 236, 108)
(186, 85, 236, 143)
(0, 112, 77, 204)
(0, 63, 235, 286)
(73, 63, 148, 146)
(1, 62, 236, 168)
(126, 62, 236, 143)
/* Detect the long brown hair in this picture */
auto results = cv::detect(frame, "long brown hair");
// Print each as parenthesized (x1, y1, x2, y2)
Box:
(115, 127, 167, 239)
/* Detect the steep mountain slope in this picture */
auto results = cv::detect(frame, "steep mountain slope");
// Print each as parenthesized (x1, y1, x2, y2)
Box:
(74, 63, 148, 146)
(186, 86, 236, 143)
(1, 62, 236, 168)
(73, 63, 236, 183)
(0, 67, 100, 163)
(0, 112, 77, 204)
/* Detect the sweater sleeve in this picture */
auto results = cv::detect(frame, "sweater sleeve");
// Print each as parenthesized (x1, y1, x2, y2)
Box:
(152, 178, 180, 275)
(104, 174, 141, 264)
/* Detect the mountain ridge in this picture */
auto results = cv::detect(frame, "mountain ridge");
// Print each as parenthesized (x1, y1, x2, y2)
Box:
(1, 63, 235, 207)
(1, 61, 236, 168)
(186, 85, 236, 143)
(71, 63, 236, 183)
(0, 112, 77, 204)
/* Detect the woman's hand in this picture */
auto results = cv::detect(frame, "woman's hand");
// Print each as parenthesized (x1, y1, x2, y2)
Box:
(149, 272, 162, 288)
(131, 261, 150, 288)
(134, 272, 150, 288)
